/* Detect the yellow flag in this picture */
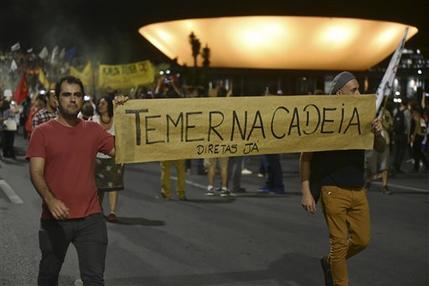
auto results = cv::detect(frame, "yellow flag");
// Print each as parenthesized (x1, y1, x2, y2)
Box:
(70, 62, 93, 88)
(38, 68, 50, 89)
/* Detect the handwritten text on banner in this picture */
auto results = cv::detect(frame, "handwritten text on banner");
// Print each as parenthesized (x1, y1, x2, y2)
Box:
(114, 95, 375, 163)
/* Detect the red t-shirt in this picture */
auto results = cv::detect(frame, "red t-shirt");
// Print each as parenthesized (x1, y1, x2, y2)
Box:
(26, 119, 115, 219)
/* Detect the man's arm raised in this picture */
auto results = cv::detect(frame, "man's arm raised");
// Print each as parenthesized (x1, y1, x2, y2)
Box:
(108, 95, 130, 158)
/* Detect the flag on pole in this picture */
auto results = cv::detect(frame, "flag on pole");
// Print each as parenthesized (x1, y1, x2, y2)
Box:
(10, 60, 18, 72)
(59, 48, 66, 59)
(38, 68, 50, 89)
(14, 73, 29, 105)
(39, 46, 49, 59)
(11, 42, 21, 52)
(375, 27, 409, 116)
(50, 46, 59, 64)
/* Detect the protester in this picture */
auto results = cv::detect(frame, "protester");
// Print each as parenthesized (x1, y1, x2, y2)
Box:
(422, 109, 429, 156)
(27, 76, 126, 285)
(25, 93, 46, 139)
(93, 96, 124, 222)
(32, 89, 57, 128)
(0, 93, 19, 158)
(81, 100, 95, 120)
(258, 154, 285, 194)
(205, 157, 230, 197)
(392, 98, 411, 173)
(160, 159, 187, 200)
(204, 81, 231, 197)
(241, 158, 253, 175)
(300, 71, 385, 286)
(410, 108, 428, 172)
(365, 108, 394, 194)
(154, 75, 188, 200)
(228, 156, 246, 193)
(226, 84, 246, 194)
(258, 87, 285, 194)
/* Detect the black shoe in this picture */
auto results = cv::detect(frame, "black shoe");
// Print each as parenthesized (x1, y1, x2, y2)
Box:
(320, 256, 333, 286)
(160, 191, 171, 200)
(232, 187, 246, 193)
(382, 186, 392, 195)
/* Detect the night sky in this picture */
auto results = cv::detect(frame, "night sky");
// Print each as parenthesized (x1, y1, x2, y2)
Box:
(1, 0, 427, 64)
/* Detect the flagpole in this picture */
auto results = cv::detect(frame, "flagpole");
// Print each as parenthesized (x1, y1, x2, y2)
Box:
(375, 27, 409, 118)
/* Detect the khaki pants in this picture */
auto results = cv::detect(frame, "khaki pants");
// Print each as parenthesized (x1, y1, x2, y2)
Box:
(321, 186, 370, 286)
(161, 160, 186, 196)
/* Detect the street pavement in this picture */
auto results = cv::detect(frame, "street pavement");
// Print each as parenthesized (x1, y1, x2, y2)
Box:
(0, 134, 428, 286)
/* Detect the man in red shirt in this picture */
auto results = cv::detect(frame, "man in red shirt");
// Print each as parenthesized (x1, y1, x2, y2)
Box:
(27, 76, 125, 286)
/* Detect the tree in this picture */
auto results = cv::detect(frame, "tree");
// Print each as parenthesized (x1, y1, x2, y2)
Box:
(201, 44, 210, 68)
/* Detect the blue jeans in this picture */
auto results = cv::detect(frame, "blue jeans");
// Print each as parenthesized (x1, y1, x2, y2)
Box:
(38, 213, 107, 286)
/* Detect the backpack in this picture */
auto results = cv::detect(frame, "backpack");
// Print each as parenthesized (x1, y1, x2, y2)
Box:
(393, 109, 405, 135)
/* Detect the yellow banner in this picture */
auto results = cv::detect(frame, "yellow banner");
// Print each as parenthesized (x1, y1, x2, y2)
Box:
(114, 95, 375, 164)
(38, 68, 50, 89)
(98, 60, 154, 89)
(70, 62, 93, 88)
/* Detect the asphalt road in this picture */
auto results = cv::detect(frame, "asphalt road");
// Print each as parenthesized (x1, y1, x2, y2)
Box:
(0, 135, 428, 286)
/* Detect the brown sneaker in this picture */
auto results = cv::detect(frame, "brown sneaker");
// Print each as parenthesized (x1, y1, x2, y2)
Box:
(320, 256, 333, 286)
(178, 193, 187, 201)
(382, 186, 392, 195)
(106, 213, 117, 223)
(160, 191, 171, 200)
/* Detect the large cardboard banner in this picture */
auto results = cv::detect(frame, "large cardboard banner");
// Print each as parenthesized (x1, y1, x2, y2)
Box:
(114, 95, 375, 164)
(98, 60, 154, 89)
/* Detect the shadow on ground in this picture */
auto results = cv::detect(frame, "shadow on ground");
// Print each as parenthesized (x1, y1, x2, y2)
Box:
(112, 216, 166, 226)
(104, 252, 321, 286)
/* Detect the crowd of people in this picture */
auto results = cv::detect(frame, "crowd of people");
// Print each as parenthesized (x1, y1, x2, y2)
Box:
(1, 49, 428, 206)
(364, 94, 429, 195)
(0, 46, 428, 286)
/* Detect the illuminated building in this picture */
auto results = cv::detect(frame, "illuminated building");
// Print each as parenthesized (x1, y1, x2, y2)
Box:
(139, 16, 425, 97)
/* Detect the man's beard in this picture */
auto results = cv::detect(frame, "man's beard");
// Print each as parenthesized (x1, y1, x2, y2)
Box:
(58, 104, 80, 119)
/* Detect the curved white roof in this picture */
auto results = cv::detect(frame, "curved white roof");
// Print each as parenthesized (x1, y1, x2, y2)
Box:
(139, 16, 417, 70)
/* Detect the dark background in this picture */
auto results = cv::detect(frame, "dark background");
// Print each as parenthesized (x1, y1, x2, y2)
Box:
(0, 0, 428, 64)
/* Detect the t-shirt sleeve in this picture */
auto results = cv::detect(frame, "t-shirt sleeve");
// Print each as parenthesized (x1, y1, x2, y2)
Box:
(26, 126, 46, 159)
(97, 125, 115, 155)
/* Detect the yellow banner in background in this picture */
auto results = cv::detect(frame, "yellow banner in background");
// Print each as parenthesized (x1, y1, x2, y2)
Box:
(98, 60, 154, 89)
(70, 62, 93, 88)
(114, 95, 376, 164)
(37, 68, 50, 89)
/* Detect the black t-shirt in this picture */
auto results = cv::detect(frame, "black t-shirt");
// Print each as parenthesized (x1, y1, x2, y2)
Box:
(311, 150, 365, 188)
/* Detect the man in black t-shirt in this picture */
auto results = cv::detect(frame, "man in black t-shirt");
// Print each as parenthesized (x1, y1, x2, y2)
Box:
(300, 72, 385, 286)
